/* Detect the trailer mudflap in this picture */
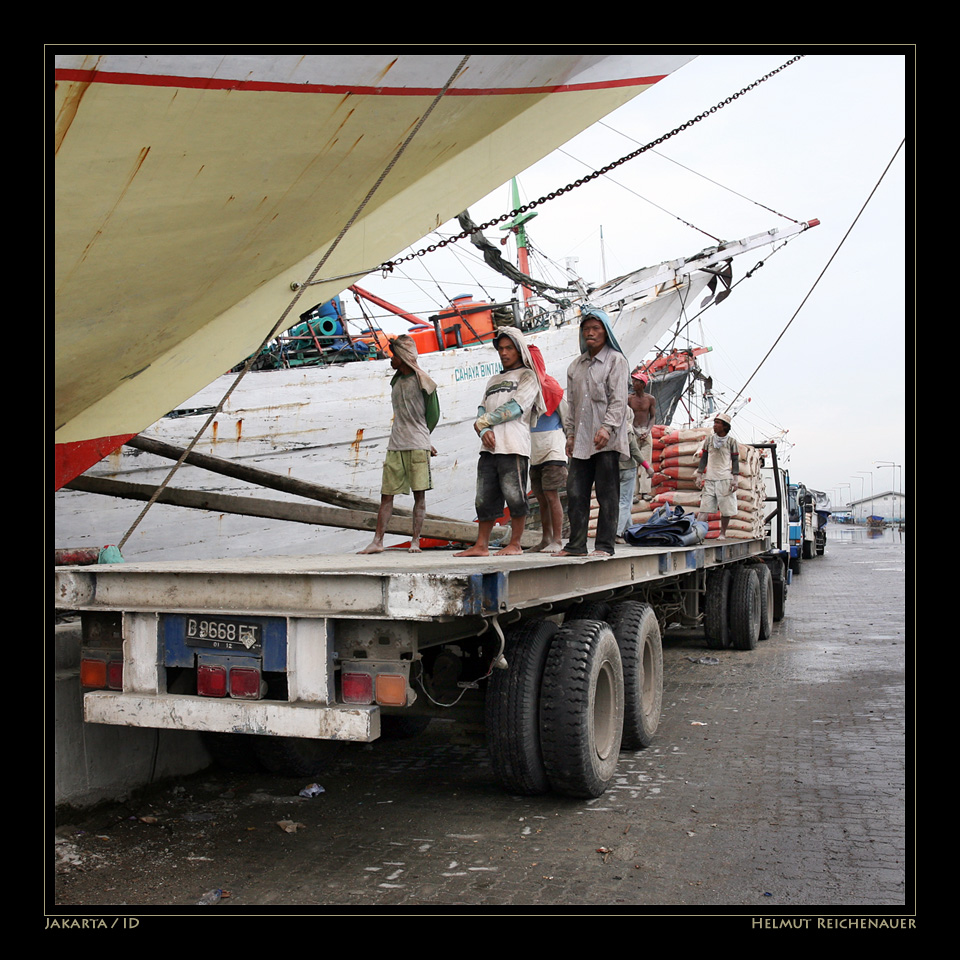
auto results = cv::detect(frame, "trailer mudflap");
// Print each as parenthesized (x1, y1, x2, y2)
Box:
(83, 691, 380, 741)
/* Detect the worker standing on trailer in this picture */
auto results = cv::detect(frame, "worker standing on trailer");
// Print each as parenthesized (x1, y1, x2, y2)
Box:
(358, 334, 439, 554)
(554, 309, 628, 557)
(527, 344, 568, 553)
(695, 411, 740, 539)
(456, 327, 544, 558)
(628, 368, 657, 499)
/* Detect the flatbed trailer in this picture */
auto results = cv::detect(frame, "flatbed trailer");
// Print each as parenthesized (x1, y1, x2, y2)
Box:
(56, 514, 789, 798)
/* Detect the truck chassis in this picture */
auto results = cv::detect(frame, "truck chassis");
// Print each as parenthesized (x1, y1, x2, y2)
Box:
(58, 530, 788, 798)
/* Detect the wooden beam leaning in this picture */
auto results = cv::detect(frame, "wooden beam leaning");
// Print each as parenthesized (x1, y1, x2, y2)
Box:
(65, 474, 497, 544)
(126, 435, 429, 518)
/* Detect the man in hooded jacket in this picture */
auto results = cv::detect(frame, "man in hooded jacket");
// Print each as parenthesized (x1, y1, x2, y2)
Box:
(456, 327, 545, 557)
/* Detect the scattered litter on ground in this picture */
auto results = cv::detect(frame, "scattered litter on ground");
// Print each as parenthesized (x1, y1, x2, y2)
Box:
(197, 888, 230, 905)
(277, 820, 306, 833)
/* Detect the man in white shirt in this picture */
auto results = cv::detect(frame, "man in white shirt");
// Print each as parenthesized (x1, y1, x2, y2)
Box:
(456, 327, 544, 557)
(695, 412, 740, 538)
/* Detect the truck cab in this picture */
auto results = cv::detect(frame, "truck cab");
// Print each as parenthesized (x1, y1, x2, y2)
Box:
(788, 481, 825, 573)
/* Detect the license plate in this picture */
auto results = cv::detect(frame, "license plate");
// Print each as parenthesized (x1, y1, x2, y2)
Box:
(184, 617, 262, 653)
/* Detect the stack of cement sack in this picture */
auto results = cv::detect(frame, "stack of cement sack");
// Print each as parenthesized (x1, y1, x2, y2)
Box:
(589, 424, 766, 541)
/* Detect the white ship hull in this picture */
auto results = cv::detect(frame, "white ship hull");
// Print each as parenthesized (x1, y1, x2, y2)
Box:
(55, 221, 818, 560)
(54, 53, 695, 485)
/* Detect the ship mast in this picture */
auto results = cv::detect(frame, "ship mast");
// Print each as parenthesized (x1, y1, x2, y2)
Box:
(499, 178, 538, 312)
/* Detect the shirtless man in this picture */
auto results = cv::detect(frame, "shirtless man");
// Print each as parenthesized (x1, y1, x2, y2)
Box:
(628, 369, 657, 498)
(629, 369, 656, 433)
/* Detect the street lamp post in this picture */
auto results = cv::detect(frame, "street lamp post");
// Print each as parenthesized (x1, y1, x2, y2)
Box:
(838, 483, 851, 520)
(856, 471, 875, 517)
(850, 476, 864, 521)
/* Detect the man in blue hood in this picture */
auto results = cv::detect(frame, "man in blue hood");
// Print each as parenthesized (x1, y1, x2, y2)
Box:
(554, 308, 629, 557)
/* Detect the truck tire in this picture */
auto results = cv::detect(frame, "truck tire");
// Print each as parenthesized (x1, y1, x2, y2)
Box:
(704, 568, 731, 649)
(540, 620, 624, 798)
(768, 558, 787, 621)
(790, 550, 802, 576)
(755, 563, 774, 641)
(802, 538, 815, 560)
(251, 736, 342, 777)
(610, 601, 663, 749)
(485, 618, 558, 795)
(774, 578, 787, 621)
(564, 601, 611, 623)
(729, 566, 761, 651)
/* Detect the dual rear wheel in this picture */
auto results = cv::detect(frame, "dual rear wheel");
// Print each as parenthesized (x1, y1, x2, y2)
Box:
(486, 603, 663, 799)
(703, 563, 772, 651)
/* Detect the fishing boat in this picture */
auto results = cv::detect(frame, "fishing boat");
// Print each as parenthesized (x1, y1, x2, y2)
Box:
(54, 52, 697, 488)
(55, 211, 819, 560)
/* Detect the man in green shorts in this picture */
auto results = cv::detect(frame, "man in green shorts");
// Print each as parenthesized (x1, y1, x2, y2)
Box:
(358, 335, 440, 554)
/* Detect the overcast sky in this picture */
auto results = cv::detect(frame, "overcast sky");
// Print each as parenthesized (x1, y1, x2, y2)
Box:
(352, 51, 908, 509)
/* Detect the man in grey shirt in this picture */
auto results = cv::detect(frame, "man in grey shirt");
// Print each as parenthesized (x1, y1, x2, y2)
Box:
(359, 335, 439, 554)
(554, 309, 628, 557)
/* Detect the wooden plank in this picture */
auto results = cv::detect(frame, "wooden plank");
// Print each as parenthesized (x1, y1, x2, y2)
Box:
(65, 474, 505, 544)
(125, 434, 460, 522)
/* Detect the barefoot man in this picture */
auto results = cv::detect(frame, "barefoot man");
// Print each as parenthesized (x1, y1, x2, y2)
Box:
(455, 327, 544, 558)
(628, 368, 658, 499)
(358, 334, 439, 554)
(527, 344, 568, 553)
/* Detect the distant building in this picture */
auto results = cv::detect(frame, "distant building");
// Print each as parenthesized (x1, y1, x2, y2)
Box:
(843, 491, 906, 523)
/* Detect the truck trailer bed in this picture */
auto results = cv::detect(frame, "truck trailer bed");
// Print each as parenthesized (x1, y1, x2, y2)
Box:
(56, 538, 769, 620)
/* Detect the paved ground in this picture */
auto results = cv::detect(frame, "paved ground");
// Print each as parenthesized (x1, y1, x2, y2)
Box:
(52, 529, 910, 916)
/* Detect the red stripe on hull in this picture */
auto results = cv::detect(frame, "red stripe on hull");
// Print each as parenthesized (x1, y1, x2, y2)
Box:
(55, 435, 136, 490)
(54, 68, 668, 97)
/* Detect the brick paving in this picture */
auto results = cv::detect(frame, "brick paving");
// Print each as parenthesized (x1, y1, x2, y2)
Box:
(54, 531, 909, 912)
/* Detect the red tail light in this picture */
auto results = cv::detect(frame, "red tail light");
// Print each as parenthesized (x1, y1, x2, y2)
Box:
(229, 666, 262, 699)
(342, 672, 373, 704)
(107, 660, 124, 690)
(198, 664, 228, 697)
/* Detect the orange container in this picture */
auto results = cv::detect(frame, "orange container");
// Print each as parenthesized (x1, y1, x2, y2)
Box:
(438, 295, 495, 347)
(407, 326, 443, 355)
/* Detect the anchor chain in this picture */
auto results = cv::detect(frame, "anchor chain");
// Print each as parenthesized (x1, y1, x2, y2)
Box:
(379, 56, 805, 275)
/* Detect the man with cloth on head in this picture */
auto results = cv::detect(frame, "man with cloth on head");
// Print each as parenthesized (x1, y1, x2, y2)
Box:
(455, 326, 544, 558)
(358, 334, 439, 555)
(527, 343, 568, 553)
(695, 411, 740, 539)
(554, 308, 629, 558)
